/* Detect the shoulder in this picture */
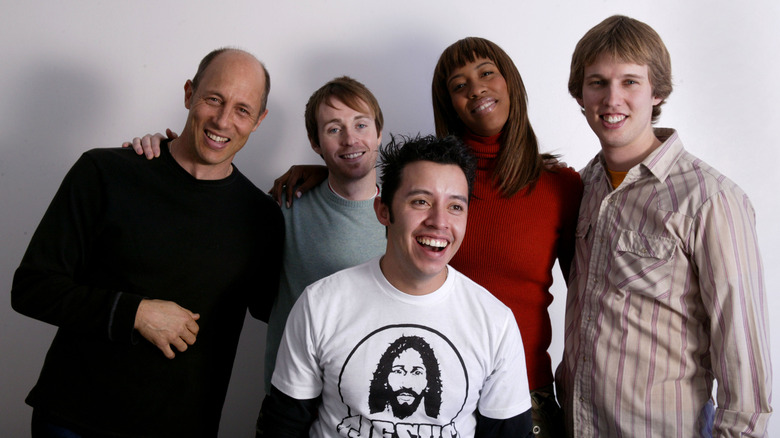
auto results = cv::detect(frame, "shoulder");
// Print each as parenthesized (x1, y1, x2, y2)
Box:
(303, 259, 377, 300)
(231, 169, 282, 212)
(281, 181, 329, 214)
(577, 154, 604, 183)
(80, 147, 147, 168)
(449, 267, 514, 316)
(670, 150, 752, 215)
(540, 165, 583, 195)
(66, 147, 156, 184)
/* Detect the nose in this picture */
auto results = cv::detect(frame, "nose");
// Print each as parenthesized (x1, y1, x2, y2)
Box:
(425, 204, 449, 229)
(604, 84, 623, 108)
(214, 107, 231, 128)
(468, 81, 486, 99)
(342, 127, 358, 146)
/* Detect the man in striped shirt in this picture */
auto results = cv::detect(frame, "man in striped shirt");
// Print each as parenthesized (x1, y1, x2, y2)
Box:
(556, 15, 771, 437)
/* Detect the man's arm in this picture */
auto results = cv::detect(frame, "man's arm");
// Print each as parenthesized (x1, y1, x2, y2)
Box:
(556, 168, 584, 284)
(121, 131, 329, 209)
(11, 153, 199, 358)
(257, 386, 319, 438)
(475, 309, 533, 436)
(695, 188, 772, 436)
(268, 165, 328, 208)
(246, 200, 284, 323)
(476, 409, 533, 438)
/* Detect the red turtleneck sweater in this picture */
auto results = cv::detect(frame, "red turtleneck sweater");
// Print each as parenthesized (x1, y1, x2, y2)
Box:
(450, 131, 583, 390)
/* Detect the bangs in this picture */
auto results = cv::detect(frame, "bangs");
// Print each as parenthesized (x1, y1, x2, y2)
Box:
(437, 38, 499, 79)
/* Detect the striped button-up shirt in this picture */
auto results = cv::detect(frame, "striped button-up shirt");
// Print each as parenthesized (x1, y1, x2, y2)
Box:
(556, 129, 771, 437)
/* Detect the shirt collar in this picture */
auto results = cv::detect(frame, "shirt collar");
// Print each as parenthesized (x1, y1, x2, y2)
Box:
(594, 127, 684, 186)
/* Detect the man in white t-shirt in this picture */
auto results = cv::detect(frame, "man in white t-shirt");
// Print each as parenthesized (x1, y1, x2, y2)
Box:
(261, 134, 533, 438)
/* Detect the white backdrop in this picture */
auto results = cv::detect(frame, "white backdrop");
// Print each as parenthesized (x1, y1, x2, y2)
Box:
(1, 1, 778, 436)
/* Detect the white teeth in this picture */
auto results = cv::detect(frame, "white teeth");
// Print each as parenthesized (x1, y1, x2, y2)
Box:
(473, 100, 495, 113)
(603, 115, 626, 124)
(207, 132, 228, 142)
(342, 152, 364, 159)
(417, 237, 447, 248)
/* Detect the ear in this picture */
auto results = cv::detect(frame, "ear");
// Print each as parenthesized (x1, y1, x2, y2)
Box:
(652, 95, 662, 106)
(309, 137, 322, 156)
(374, 197, 391, 226)
(576, 96, 584, 109)
(252, 109, 268, 132)
(376, 130, 383, 148)
(184, 80, 195, 109)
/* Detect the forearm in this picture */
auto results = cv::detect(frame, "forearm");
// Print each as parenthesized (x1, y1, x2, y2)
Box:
(475, 408, 533, 438)
(259, 386, 319, 437)
(12, 267, 143, 342)
(697, 191, 772, 436)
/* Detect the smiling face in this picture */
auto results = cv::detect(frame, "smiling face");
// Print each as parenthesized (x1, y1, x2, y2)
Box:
(176, 50, 268, 179)
(578, 53, 662, 170)
(446, 57, 510, 137)
(375, 161, 468, 295)
(312, 97, 381, 195)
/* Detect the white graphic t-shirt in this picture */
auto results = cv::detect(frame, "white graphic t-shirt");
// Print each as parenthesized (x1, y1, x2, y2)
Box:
(272, 257, 531, 438)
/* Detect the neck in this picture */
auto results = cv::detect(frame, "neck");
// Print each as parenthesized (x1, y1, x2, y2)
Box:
(602, 132, 662, 172)
(327, 171, 378, 200)
(378, 256, 447, 296)
(169, 138, 233, 180)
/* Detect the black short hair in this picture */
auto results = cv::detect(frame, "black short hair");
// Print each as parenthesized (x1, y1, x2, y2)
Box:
(378, 134, 476, 216)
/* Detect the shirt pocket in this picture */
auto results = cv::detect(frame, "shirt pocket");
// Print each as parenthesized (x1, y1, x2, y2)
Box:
(569, 218, 592, 282)
(609, 230, 676, 298)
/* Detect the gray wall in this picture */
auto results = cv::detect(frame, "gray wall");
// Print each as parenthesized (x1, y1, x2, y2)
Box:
(1, 0, 778, 435)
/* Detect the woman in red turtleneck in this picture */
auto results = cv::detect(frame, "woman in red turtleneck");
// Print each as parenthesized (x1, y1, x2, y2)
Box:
(432, 37, 582, 437)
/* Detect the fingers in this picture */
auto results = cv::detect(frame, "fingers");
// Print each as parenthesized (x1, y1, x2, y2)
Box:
(269, 168, 294, 206)
(160, 343, 176, 360)
(284, 168, 302, 208)
(127, 137, 145, 157)
(295, 175, 320, 200)
(135, 299, 201, 359)
(122, 129, 174, 160)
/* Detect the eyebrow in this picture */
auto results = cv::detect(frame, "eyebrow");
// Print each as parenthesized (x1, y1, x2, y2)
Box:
(585, 72, 646, 80)
(405, 189, 469, 205)
(322, 114, 373, 126)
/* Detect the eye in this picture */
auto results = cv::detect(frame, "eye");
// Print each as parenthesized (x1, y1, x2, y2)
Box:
(326, 127, 340, 135)
(411, 199, 429, 207)
(480, 70, 494, 78)
(450, 203, 466, 213)
(450, 82, 466, 93)
(357, 123, 368, 129)
(206, 97, 221, 104)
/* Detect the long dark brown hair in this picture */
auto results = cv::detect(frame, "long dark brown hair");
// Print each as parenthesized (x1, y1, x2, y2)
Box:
(432, 37, 551, 197)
